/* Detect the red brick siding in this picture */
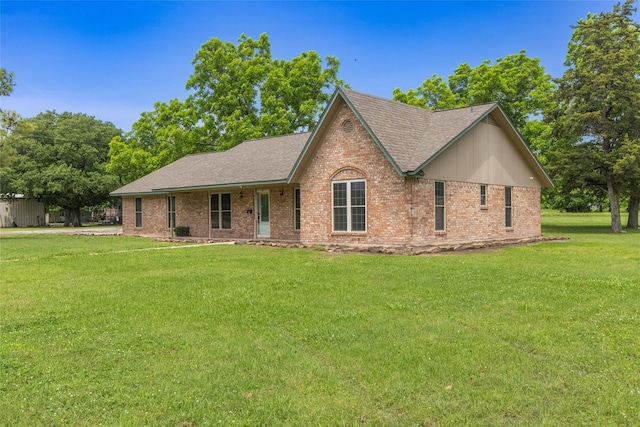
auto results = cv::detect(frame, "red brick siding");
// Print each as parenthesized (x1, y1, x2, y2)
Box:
(409, 180, 541, 244)
(268, 187, 301, 241)
(299, 104, 542, 246)
(176, 192, 208, 237)
(300, 105, 410, 245)
(122, 187, 300, 240)
(122, 195, 172, 238)
(207, 190, 254, 240)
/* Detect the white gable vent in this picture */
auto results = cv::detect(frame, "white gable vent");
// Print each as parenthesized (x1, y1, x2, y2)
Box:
(342, 119, 353, 133)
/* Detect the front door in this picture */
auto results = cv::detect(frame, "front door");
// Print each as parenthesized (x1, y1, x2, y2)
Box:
(257, 190, 270, 238)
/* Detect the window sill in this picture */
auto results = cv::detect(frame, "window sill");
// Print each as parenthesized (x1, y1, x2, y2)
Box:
(480, 206, 489, 210)
(505, 227, 514, 232)
(331, 231, 367, 236)
(434, 231, 447, 236)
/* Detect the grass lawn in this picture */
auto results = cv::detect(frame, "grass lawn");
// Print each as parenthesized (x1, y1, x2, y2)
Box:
(1, 212, 639, 426)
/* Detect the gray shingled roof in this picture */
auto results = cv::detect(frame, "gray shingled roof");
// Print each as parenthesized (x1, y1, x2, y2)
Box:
(339, 88, 497, 172)
(111, 87, 549, 196)
(111, 132, 309, 195)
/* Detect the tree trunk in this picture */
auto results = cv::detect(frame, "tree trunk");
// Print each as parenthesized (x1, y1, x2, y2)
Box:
(627, 194, 639, 229)
(70, 208, 82, 227)
(64, 209, 71, 227)
(606, 174, 623, 233)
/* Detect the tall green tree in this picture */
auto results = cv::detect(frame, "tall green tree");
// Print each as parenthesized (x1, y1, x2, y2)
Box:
(107, 98, 205, 183)
(0, 69, 19, 137)
(0, 68, 15, 96)
(108, 33, 344, 182)
(6, 112, 121, 226)
(548, 0, 640, 232)
(393, 51, 554, 132)
(614, 137, 640, 228)
(393, 51, 555, 175)
(0, 68, 20, 188)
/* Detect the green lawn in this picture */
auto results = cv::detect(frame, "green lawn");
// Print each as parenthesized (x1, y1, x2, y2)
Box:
(1, 213, 639, 426)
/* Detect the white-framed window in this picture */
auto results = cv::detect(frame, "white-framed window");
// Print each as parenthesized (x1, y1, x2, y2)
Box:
(332, 180, 366, 232)
(435, 181, 445, 231)
(480, 184, 487, 207)
(167, 195, 176, 229)
(211, 193, 231, 229)
(135, 197, 143, 228)
(505, 187, 513, 228)
(294, 188, 301, 230)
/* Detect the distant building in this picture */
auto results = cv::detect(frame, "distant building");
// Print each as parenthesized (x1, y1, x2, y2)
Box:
(0, 195, 46, 227)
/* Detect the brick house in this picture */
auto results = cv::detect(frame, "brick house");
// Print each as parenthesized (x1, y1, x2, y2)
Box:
(110, 88, 552, 246)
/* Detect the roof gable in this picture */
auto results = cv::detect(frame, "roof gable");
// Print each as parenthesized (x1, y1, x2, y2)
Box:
(112, 87, 552, 197)
(289, 87, 551, 187)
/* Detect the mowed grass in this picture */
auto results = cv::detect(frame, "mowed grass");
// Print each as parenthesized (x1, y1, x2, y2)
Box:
(1, 213, 639, 426)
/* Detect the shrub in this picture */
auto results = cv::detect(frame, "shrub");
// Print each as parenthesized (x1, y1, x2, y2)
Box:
(174, 226, 190, 237)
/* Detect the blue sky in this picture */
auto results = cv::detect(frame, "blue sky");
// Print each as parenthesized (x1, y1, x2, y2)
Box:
(1, 1, 629, 132)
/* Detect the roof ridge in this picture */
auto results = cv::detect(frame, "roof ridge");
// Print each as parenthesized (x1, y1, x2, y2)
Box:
(340, 86, 436, 115)
(181, 131, 312, 157)
(241, 131, 312, 144)
(434, 101, 498, 113)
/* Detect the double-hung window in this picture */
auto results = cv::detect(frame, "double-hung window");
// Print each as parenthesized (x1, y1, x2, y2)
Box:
(167, 196, 176, 229)
(505, 187, 513, 228)
(480, 184, 487, 207)
(135, 197, 143, 228)
(332, 180, 366, 232)
(435, 182, 445, 231)
(211, 193, 231, 229)
(294, 188, 301, 230)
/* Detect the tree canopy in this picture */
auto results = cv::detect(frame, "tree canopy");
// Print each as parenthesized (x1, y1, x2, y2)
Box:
(0, 68, 20, 185)
(0, 68, 15, 97)
(547, 0, 640, 231)
(4, 111, 121, 226)
(392, 51, 555, 175)
(392, 51, 554, 133)
(0, 69, 20, 137)
(108, 33, 344, 183)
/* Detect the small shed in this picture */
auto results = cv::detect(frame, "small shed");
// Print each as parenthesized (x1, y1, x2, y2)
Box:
(0, 195, 46, 227)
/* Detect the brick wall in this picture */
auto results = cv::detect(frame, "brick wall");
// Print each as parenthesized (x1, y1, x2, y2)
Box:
(122, 187, 300, 240)
(176, 192, 208, 237)
(300, 104, 410, 245)
(299, 104, 542, 246)
(409, 180, 541, 244)
(268, 187, 300, 241)
(122, 195, 172, 238)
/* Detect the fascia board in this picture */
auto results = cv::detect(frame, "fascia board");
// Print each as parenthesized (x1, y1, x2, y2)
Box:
(152, 179, 289, 193)
(408, 104, 553, 187)
(408, 105, 499, 176)
(338, 88, 407, 177)
(109, 190, 168, 197)
(493, 104, 554, 187)
(287, 87, 408, 183)
(287, 90, 342, 184)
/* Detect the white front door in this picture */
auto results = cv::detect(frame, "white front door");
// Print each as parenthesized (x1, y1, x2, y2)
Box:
(257, 190, 270, 238)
